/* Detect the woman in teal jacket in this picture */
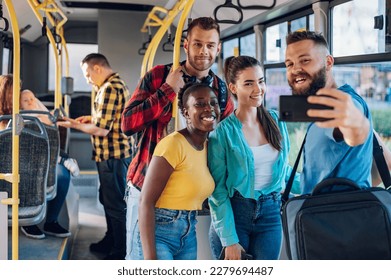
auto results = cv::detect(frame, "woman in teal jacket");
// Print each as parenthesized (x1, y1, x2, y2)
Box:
(208, 56, 299, 260)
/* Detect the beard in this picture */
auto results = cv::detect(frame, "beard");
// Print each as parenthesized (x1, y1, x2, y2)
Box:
(187, 49, 215, 72)
(289, 66, 327, 96)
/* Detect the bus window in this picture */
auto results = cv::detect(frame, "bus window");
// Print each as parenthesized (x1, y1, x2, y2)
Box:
(2, 47, 9, 74)
(332, 0, 386, 56)
(240, 33, 255, 57)
(48, 43, 98, 92)
(290, 14, 315, 33)
(333, 62, 391, 133)
(265, 67, 289, 111)
(222, 38, 239, 60)
(265, 22, 287, 63)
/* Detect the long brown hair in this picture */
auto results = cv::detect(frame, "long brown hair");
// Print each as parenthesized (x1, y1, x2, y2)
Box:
(0, 74, 14, 116)
(224, 56, 282, 151)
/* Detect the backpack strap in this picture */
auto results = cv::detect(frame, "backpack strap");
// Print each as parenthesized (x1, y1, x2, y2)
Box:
(163, 62, 174, 84)
(209, 70, 227, 114)
(164, 63, 228, 114)
(281, 132, 307, 204)
(373, 134, 391, 188)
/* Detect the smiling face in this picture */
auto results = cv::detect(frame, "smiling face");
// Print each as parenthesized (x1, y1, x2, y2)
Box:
(184, 26, 221, 76)
(183, 86, 220, 133)
(285, 39, 332, 95)
(229, 66, 266, 108)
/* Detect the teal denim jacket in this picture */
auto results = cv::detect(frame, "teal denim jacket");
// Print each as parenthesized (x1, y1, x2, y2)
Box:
(207, 109, 300, 246)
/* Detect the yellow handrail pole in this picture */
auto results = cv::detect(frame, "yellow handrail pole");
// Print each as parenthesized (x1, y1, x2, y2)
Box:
(3, 0, 21, 260)
(59, 27, 71, 115)
(139, 7, 168, 77)
(44, 1, 68, 111)
(140, 6, 168, 32)
(140, 22, 171, 77)
(146, 21, 171, 72)
(139, 7, 169, 76)
(58, 27, 69, 77)
(140, 38, 153, 78)
(141, 0, 189, 77)
(28, 0, 62, 109)
(172, 0, 195, 131)
(147, 0, 190, 72)
(45, 7, 66, 110)
(141, 29, 161, 76)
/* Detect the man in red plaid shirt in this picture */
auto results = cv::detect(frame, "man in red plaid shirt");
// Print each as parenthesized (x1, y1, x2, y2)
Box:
(121, 17, 234, 259)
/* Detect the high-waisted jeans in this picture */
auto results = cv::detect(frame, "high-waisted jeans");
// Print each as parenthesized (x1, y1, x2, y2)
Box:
(209, 191, 282, 260)
(131, 208, 198, 260)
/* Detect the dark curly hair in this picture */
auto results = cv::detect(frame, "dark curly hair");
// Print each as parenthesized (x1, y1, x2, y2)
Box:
(178, 82, 215, 116)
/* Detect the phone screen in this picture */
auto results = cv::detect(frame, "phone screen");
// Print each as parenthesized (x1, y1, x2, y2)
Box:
(279, 95, 333, 122)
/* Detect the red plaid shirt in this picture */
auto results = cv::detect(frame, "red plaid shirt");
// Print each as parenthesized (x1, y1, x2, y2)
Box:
(121, 64, 234, 189)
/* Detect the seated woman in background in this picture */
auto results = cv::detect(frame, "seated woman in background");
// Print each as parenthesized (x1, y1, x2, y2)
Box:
(19, 88, 79, 239)
(20, 89, 80, 177)
(0, 76, 76, 239)
(0, 74, 14, 130)
(131, 83, 220, 260)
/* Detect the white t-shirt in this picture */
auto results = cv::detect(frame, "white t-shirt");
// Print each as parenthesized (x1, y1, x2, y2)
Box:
(251, 143, 279, 191)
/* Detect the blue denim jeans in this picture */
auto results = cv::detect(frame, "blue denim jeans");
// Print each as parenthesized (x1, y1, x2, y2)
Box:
(46, 163, 70, 223)
(209, 192, 282, 260)
(131, 208, 198, 260)
(125, 183, 141, 260)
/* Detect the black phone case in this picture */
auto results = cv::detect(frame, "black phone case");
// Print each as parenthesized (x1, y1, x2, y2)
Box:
(219, 248, 253, 260)
(279, 95, 333, 122)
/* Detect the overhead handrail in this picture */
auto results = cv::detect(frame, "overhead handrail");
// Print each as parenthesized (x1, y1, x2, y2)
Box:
(140, 0, 190, 77)
(42, 16, 47, 36)
(140, 6, 168, 33)
(51, 27, 62, 44)
(213, 0, 243, 25)
(138, 26, 152, 56)
(162, 25, 174, 52)
(147, 0, 194, 73)
(56, 16, 72, 119)
(0, 3, 9, 31)
(28, 0, 68, 110)
(138, 6, 167, 56)
(1, 0, 21, 261)
(237, 0, 277, 10)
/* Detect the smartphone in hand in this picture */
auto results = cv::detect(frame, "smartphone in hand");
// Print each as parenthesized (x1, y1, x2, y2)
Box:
(279, 95, 333, 122)
(219, 248, 253, 260)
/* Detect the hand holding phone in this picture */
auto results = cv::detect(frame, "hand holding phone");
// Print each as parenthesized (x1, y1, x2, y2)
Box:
(279, 95, 333, 122)
(219, 248, 253, 260)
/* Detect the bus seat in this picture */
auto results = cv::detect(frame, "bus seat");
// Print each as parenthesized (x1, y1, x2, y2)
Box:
(0, 115, 49, 226)
(20, 111, 60, 201)
(24, 121, 60, 201)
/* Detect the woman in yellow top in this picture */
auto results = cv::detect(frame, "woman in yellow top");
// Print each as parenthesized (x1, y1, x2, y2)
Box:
(131, 83, 220, 260)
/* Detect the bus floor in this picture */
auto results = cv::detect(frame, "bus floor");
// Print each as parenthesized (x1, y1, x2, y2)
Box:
(6, 184, 106, 260)
(69, 196, 106, 260)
